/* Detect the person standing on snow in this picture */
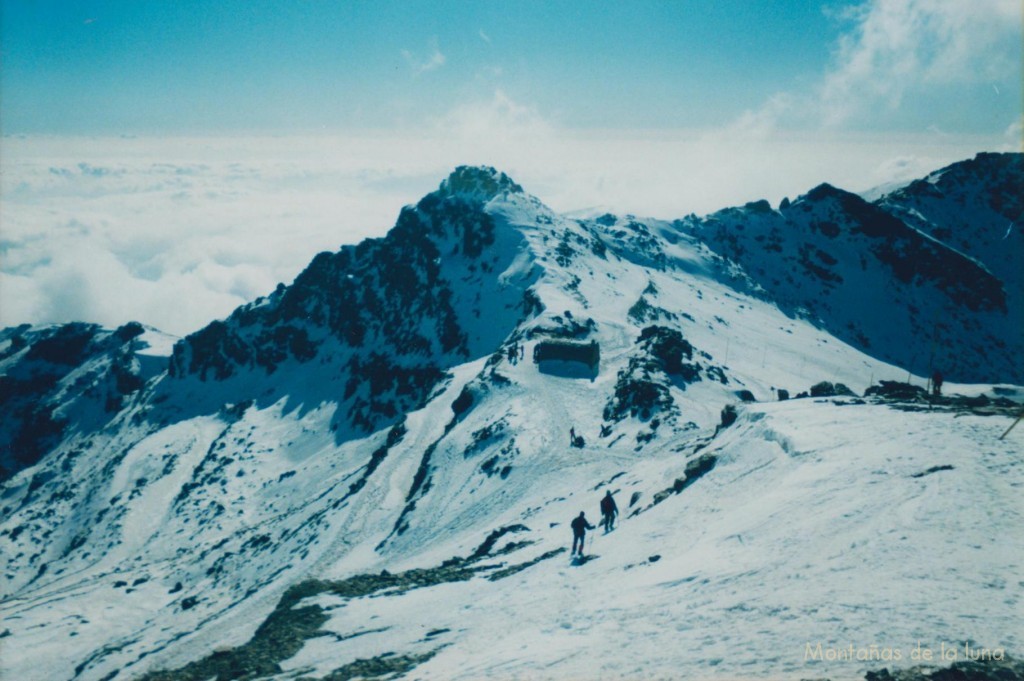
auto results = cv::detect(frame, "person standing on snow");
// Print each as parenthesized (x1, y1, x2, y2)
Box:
(600, 490, 618, 532)
(570, 511, 594, 557)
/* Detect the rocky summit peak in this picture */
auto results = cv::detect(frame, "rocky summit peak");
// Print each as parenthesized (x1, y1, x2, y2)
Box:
(438, 165, 524, 201)
(803, 182, 850, 202)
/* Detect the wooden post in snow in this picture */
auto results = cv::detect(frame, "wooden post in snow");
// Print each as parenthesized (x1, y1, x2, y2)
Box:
(999, 409, 1024, 440)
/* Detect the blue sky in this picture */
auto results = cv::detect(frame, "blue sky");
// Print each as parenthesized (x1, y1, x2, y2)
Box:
(3, 0, 1019, 135)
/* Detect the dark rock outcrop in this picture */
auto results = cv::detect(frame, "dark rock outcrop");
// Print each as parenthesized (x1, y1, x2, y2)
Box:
(0, 323, 152, 480)
(167, 167, 539, 435)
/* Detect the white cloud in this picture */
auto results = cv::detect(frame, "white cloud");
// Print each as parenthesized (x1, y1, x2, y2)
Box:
(0, 98, 1005, 337)
(478, 29, 491, 44)
(401, 38, 446, 76)
(439, 89, 554, 145)
(819, 0, 1021, 126)
(734, 0, 1021, 131)
(1004, 115, 1023, 150)
(0, 135, 443, 335)
(729, 93, 799, 137)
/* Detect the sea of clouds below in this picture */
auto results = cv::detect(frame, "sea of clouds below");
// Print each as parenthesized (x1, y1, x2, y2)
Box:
(0, 130, 1009, 337)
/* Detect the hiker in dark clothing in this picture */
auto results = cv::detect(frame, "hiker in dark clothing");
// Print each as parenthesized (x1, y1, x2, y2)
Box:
(932, 370, 943, 396)
(569, 426, 576, 446)
(600, 491, 618, 532)
(570, 511, 594, 556)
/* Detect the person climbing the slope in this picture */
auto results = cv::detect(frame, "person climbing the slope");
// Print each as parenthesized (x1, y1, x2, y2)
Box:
(932, 370, 943, 397)
(571, 511, 594, 557)
(600, 490, 618, 533)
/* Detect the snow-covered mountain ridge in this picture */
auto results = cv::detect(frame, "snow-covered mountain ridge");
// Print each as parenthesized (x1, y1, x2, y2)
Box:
(1, 156, 1021, 681)
(680, 167, 1020, 383)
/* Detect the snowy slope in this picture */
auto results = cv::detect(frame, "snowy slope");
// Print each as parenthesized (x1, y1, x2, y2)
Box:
(679, 174, 1019, 383)
(1, 160, 1021, 681)
(0, 322, 173, 479)
(875, 153, 1023, 331)
(280, 400, 1022, 681)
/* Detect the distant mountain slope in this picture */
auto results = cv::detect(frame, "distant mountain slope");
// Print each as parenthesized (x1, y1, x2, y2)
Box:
(876, 152, 1023, 312)
(678, 152, 1022, 383)
(0, 322, 173, 479)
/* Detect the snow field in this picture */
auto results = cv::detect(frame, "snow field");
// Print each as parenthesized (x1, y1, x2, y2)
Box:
(271, 400, 1023, 681)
